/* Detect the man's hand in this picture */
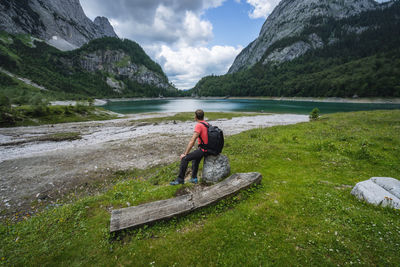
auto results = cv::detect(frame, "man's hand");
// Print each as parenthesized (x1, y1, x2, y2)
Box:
(181, 131, 200, 160)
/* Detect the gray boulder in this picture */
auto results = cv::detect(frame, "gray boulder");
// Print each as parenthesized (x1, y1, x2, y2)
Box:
(202, 154, 230, 184)
(371, 177, 400, 198)
(351, 177, 400, 209)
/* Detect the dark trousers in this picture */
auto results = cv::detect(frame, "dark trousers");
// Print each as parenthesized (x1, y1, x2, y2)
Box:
(178, 149, 205, 181)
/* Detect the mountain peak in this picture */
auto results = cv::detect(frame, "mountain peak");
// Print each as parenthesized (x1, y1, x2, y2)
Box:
(0, 0, 118, 50)
(94, 16, 118, 38)
(228, 0, 378, 73)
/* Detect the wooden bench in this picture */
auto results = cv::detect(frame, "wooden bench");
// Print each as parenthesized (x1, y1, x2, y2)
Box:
(110, 172, 262, 232)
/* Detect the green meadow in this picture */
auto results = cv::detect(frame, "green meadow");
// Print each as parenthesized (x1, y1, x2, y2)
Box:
(0, 104, 118, 127)
(1, 110, 399, 266)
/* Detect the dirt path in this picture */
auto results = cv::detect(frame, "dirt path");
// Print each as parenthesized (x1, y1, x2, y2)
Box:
(0, 113, 308, 219)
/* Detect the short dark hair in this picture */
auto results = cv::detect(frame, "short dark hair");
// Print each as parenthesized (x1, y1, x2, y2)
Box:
(195, 109, 204, 120)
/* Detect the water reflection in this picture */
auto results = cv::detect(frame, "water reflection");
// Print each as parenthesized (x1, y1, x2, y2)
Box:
(101, 98, 400, 115)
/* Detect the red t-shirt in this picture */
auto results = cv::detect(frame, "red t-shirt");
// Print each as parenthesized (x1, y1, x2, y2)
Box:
(194, 121, 208, 147)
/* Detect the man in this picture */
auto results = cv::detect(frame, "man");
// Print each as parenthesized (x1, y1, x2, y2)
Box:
(170, 109, 208, 185)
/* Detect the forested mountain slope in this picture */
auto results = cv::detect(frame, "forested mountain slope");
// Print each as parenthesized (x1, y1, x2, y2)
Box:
(193, 1, 400, 97)
(0, 33, 178, 104)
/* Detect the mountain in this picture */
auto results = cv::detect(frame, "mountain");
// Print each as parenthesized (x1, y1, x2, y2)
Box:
(0, 0, 117, 51)
(0, 0, 179, 103)
(0, 33, 178, 103)
(192, 0, 400, 98)
(228, 0, 378, 73)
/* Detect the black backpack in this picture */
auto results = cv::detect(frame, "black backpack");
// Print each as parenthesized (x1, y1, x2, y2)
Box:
(199, 122, 224, 155)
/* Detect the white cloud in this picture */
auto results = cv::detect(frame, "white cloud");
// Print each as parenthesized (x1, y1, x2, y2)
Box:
(157, 45, 242, 89)
(80, 0, 245, 89)
(182, 11, 213, 46)
(246, 0, 281, 19)
(203, 0, 226, 9)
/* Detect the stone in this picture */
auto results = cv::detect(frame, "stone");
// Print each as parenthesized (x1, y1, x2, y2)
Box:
(202, 154, 230, 184)
(371, 177, 400, 199)
(351, 177, 400, 209)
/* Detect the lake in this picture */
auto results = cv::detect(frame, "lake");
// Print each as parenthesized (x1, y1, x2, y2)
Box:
(101, 98, 400, 115)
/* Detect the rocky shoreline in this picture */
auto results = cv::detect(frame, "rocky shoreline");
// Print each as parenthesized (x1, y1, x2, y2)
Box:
(0, 113, 308, 219)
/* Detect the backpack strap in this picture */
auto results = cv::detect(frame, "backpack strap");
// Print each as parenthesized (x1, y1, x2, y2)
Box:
(198, 122, 209, 147)
(199, 122, 209, 128)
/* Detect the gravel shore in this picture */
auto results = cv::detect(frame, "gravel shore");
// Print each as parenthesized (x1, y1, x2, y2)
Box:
(0, 113, 308, 218)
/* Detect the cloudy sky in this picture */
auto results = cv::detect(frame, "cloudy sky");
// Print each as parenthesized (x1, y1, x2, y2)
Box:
(80, 0, 389, 89)
(79, 0, 277, 89)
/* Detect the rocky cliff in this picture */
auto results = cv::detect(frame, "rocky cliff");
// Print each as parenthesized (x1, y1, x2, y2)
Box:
(75, 49, 170, 91)
(228, 0, 378, 73)
(0, 32, 174, 98)
(0, 0, 117, 51)
(0, 1, 176, 97)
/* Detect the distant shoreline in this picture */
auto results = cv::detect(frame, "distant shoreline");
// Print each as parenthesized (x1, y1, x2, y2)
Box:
(97, 96, 400, 105)
(227, 96, 400, 104)
(51, 97, 400, 107)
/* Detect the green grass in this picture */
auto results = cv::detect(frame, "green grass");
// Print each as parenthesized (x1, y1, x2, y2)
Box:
(1, 110, 400, 266)
(0, 32, 13, 45)
(0, 44, 20, 62)
(15, 34, 35, 48)
(1, 105, 118, 127)
(0, 71, 87, 105)
(115, 55, 131, 68)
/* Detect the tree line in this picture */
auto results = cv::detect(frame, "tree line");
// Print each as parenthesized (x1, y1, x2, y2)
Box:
(191, 1, 400, 97)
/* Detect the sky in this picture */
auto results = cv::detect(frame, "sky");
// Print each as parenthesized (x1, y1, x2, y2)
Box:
(79, 0, 389, 90)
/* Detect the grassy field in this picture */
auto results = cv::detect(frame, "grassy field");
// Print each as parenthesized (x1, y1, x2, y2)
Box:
(0, 105, 119, 127)
(1, 110, 399, 266)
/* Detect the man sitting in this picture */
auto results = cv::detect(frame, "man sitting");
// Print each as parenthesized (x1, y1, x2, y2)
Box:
(170, 109, 208, 185)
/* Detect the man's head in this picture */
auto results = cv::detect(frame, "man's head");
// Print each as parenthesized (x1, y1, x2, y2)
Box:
(195, 109, 204, 121)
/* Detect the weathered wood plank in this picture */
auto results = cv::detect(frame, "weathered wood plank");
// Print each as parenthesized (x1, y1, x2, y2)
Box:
(110, 172, 262, 233)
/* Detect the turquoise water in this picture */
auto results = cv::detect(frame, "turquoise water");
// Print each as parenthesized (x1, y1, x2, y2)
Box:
(101, 98, 400, 115)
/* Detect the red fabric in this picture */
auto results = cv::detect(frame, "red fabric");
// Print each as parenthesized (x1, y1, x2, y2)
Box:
(194, 121, 208, 146)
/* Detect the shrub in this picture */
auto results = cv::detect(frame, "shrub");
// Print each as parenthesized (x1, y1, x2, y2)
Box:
(309, 107, 320, 121)
(50, 105, 65, 115)
(32, 103, 49, 116)
(87, 98, 94, 107)
(0, 93, 11, 111)
(75, 102, 89, 114)
(63, 105, 73, 115)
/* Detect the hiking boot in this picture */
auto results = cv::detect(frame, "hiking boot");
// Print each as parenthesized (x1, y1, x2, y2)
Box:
(170, 179, 184, 186)
(189, 177, 198, 184)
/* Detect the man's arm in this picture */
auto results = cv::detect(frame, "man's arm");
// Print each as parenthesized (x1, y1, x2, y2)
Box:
(180, 131, 200, 159)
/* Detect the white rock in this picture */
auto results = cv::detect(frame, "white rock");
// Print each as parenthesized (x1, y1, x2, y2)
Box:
(371, 177, 400, 199)
(351, 178, 400, 209)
